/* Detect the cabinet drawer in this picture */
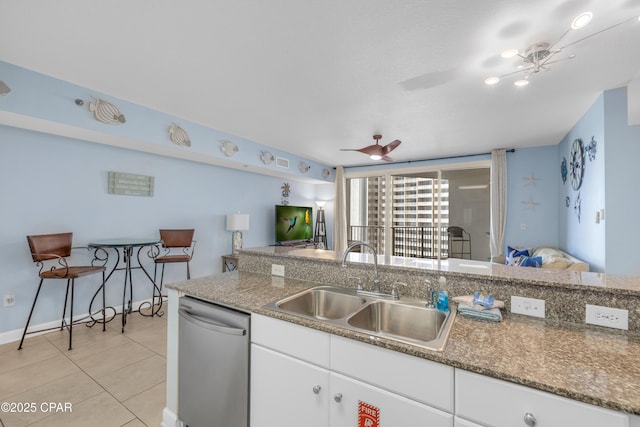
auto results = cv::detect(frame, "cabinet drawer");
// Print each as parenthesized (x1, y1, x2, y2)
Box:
(251, 314, 330, 367)
(455, 370, 628, 427)
(331, 335, 454, 412)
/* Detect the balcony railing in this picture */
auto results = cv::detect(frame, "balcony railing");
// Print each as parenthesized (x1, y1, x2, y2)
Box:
(348, 225, 450, 258)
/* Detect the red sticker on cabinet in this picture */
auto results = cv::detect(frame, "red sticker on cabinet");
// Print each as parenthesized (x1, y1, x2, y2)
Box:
(358, 401, 380, 427)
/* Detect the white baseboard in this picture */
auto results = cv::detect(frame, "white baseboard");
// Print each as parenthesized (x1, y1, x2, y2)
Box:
(0, 298, 156, 345)
(162, 406, 178, 427)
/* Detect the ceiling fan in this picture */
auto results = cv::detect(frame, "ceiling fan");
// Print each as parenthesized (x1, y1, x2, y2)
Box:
(485, 12, 640, 87)
(341, 134, 402, 162)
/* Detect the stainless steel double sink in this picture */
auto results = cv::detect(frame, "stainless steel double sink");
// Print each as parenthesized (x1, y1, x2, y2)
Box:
(265, 285, 456, 351)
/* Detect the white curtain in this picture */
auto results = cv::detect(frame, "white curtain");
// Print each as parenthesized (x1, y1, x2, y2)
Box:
(333, 165, 348, 255)
(490, 149, 507, 260)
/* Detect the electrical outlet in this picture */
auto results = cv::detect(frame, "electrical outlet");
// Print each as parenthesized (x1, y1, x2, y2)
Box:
(3, 292, 15, 307)
(511, 296, 545, 318)
(271, 264, 285, 277)
(585, 304, 628, 330)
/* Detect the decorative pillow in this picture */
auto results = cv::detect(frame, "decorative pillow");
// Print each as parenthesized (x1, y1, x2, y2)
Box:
(518, 255, 543, 268)
(506, 246, 529, 266)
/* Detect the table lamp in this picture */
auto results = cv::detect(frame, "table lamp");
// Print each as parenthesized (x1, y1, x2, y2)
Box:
(226, 213, 250, 254)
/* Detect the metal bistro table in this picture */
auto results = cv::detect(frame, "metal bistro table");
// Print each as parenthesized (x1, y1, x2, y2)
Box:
(88, 237, 162, 333)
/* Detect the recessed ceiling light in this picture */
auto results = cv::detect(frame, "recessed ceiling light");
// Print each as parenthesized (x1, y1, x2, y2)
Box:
(370, 155, 382, 160)
(514, 79, 529, 87)
(571, 12, 593, 29)
(501, 48, 518, 58)
(484, 77, 500, 85)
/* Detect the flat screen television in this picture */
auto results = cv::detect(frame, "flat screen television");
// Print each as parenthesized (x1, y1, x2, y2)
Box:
(275, 204, 313, 244)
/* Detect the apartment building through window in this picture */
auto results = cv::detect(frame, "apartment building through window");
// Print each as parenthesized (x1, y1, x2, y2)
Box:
(346, 164, 490, 261)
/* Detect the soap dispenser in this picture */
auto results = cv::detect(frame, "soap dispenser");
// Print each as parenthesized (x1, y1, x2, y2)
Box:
(436, 276, 449, 312)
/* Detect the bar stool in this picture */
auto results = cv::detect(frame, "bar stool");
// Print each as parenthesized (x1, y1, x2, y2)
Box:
(20, 232, 106, 351)
(154, 229, 196, 296)
(447, 226, 471, 259)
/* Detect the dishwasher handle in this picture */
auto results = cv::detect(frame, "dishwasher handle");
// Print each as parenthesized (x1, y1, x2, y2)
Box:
(179, 308, 247, 336)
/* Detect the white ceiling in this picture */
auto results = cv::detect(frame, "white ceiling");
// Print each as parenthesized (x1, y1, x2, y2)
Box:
(2, 0, 639, 167)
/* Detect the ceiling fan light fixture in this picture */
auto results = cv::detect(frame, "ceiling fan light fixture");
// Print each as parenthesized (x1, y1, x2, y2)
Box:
(514, 79, 529, 87)
(501, 48, 518, 58)
(370, 154, 382, 160)
(485, 76, 500, 85)
(571, 12, 593, 30)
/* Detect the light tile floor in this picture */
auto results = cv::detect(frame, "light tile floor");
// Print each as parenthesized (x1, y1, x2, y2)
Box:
(0, 309, 167, 427)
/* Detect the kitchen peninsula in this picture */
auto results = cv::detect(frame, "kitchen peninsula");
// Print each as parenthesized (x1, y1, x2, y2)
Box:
(164, 247, 640, 427)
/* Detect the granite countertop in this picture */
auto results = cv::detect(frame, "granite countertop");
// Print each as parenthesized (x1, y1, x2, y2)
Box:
(168, 271, 640, 416)
(243, 246, 640, 293)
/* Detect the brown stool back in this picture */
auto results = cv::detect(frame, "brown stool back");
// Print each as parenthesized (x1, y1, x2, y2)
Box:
(153, 229, 196, 307)
(20, 232, 106, 350)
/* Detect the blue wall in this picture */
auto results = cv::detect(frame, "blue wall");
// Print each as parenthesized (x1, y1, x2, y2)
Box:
(0, 126, 332, 336)
(504, 146, 561, 251)
(557, 93, 606, 272)
(604, 88, 640, 275)
(0, 60, 336, 339)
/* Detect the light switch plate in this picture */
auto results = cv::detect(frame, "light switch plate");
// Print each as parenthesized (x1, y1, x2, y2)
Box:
(511, 296, 545, 318)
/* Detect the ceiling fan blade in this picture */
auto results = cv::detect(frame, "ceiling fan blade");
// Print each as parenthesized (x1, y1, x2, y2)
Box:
(383, 140, 401, 155)
(499, 66, 533, 79)
(340, 145, 384, 156)
(340, 136, 399, 161)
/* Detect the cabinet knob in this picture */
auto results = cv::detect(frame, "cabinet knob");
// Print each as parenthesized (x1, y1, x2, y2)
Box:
(523, 412, 536, 427)
(312, 385, 322, 395)
(334, 393, 343, 403)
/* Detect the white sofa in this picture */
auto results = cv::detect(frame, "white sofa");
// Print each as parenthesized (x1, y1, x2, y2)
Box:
(493, 246, 589, 272)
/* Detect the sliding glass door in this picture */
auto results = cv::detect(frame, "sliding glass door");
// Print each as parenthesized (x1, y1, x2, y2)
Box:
(345, 161, 490, 261)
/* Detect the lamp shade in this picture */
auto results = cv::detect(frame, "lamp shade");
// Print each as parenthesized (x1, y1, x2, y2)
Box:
(226, 213, 250, 231)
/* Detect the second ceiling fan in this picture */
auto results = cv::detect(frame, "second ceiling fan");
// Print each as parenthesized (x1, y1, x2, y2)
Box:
(341, 134, 401, 162)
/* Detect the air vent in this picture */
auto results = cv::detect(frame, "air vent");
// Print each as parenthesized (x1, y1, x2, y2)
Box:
(276, 157, 289, 168)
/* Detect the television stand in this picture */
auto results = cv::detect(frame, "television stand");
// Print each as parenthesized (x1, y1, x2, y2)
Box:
(274, 240, 315, 248)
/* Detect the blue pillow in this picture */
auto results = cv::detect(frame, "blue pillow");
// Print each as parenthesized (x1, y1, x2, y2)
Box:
(519, 255, 543, 268)
(506, 246, 529, 266)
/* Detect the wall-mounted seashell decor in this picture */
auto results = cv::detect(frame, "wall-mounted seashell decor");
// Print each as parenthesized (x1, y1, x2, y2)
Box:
(220, 140, 239, 157)
(260, 151, 275, 164)
(168, 123, 191, 147)
(88, 96, 126, 124)
(299, 162, 311, 173)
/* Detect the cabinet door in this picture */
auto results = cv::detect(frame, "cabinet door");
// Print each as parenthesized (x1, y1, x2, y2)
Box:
(456, 370, 628, 427)
(330, 372, 453, 427)
(251, 344, 329, 427)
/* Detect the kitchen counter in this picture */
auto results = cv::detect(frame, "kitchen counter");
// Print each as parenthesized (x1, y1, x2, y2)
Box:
(243, 246, 640, 293)
(167, 270, 640, 416)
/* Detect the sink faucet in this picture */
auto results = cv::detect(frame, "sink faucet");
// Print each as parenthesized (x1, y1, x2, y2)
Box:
(341, 241, 380, 293)
(424, 279, 436, 308)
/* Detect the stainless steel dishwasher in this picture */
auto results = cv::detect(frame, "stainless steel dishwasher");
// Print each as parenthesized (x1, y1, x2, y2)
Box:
(177, 296, 250, 427)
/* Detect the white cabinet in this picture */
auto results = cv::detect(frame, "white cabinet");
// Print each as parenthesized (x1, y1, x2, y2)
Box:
(250, 344, 329, 427)
(251, 315, 453, 426)
(251, 313, 330, 367)
(251, 315, 634, 427)
(251, 344, 452, 427)
(455, 370, 628, 427)
(332, 335, 454, 413)
(330, 372, 452, 427)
